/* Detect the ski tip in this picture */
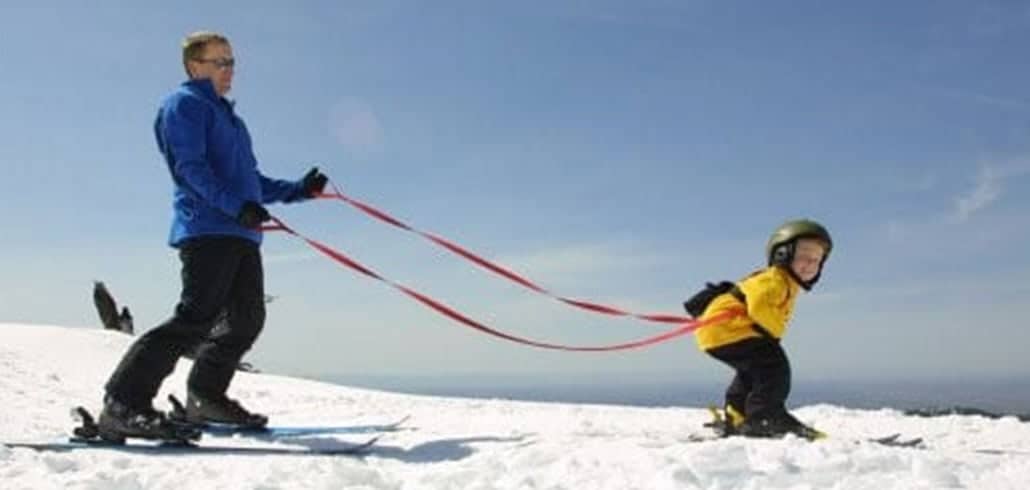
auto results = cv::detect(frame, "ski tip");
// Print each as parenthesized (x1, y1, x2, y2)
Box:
(71, 406, 97, 428)
(318, 435, 380, 455)
(869, 433, 902, 443)
(864, 433, 925, 448)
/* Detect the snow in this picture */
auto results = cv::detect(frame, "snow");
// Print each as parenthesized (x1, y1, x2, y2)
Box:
(1, 323, 1028, 490)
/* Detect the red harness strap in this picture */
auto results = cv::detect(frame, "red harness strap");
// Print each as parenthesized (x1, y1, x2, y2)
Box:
(315, 184, 691, 325)
(265, 217, 741, 352)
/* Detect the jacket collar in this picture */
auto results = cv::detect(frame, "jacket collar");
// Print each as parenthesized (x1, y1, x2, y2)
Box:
(182, 78, 234, 108)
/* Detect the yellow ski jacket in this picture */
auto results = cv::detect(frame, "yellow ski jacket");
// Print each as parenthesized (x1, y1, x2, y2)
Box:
(695, 266, 802, 351)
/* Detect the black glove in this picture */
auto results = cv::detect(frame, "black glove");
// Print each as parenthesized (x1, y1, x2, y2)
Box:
(301, 167, 329, 198)
(237, 201, 271, 228)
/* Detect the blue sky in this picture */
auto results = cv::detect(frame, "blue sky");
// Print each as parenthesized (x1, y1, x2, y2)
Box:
(1, 1, 1029, 391)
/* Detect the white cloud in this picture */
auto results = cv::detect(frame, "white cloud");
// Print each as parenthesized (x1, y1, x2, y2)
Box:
(328, 97, 384, 155)
(497, 242, 668, 280)
(883, 219, 907, 241)
(964, 92, 1030, 112)
(910, 173, 937, 192)
(819, 270, 1030, 309)
(926, 85, 1030, 113)
(953, 165, 1001, 222)
(952, 158, 1030, 222)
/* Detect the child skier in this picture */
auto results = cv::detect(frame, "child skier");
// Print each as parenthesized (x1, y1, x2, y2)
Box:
(686, 219, 832, 439)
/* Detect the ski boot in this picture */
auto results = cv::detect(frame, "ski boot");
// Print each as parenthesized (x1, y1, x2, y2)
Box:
(704, 405, 746, 437)
(170, 392, 268, 429)
(95, 397, 200, 444)
(739, 411, 825, 441)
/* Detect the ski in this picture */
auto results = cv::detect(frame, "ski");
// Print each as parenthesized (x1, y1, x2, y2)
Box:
(868, 433, 924, 448)
(61, 403, 389, 452)
(3, 436, 378, 456)
(166, 394, 411, 437)
(3, 405, 382, 456)
(697, 406, 923, 448)
(197, 415, 412, 438)
(682, 430, 923, 448)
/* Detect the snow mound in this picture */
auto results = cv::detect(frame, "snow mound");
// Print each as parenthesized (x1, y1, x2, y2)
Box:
(1, 323, 1028, 489)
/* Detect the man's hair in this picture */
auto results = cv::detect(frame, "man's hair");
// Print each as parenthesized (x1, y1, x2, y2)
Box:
(181, 31, 230, 76)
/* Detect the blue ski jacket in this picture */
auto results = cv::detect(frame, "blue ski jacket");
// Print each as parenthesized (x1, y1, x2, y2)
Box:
(154, 79, 305, 247)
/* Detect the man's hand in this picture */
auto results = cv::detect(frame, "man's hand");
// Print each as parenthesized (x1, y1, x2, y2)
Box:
(238, 201, 271, 228)
(301, 167, 329, 197)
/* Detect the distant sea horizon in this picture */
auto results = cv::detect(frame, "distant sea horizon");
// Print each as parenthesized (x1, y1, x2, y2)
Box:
(310, 373, 1030, 416)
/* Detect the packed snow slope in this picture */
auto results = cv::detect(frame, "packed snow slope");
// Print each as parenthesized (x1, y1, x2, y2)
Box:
(1, 323, 1028, 490)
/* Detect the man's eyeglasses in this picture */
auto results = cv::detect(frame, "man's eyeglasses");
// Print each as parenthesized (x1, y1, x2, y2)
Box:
(193, 57, 235, 70)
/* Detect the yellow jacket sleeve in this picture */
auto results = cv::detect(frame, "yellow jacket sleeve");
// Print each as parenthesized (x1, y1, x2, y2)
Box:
(737, 267, 798, 339)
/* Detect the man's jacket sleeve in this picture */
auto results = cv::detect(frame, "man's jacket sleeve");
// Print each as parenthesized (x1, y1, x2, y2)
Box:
(161, 96, 246, 217)
(259, 174, 305, 204)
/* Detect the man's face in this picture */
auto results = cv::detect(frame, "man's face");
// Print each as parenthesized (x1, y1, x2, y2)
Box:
(188, 42, 234, 96)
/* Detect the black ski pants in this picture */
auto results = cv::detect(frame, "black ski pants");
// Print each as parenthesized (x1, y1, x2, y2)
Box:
(706, 337, 791, 421)
(105, 236, 265, 409)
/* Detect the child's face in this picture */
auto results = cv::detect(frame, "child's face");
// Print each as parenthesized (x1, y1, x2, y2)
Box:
(791, 238, 828, 282)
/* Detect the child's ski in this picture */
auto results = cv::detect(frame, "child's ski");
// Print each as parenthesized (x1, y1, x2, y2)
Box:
(697, 406, 923, 448)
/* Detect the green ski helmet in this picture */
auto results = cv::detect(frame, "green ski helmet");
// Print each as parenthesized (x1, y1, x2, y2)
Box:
(766, 219, 833, 289)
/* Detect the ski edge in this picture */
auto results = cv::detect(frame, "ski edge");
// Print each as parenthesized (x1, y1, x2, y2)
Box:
(167, 394, 412, 436)
(3, 435, 379, 456)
